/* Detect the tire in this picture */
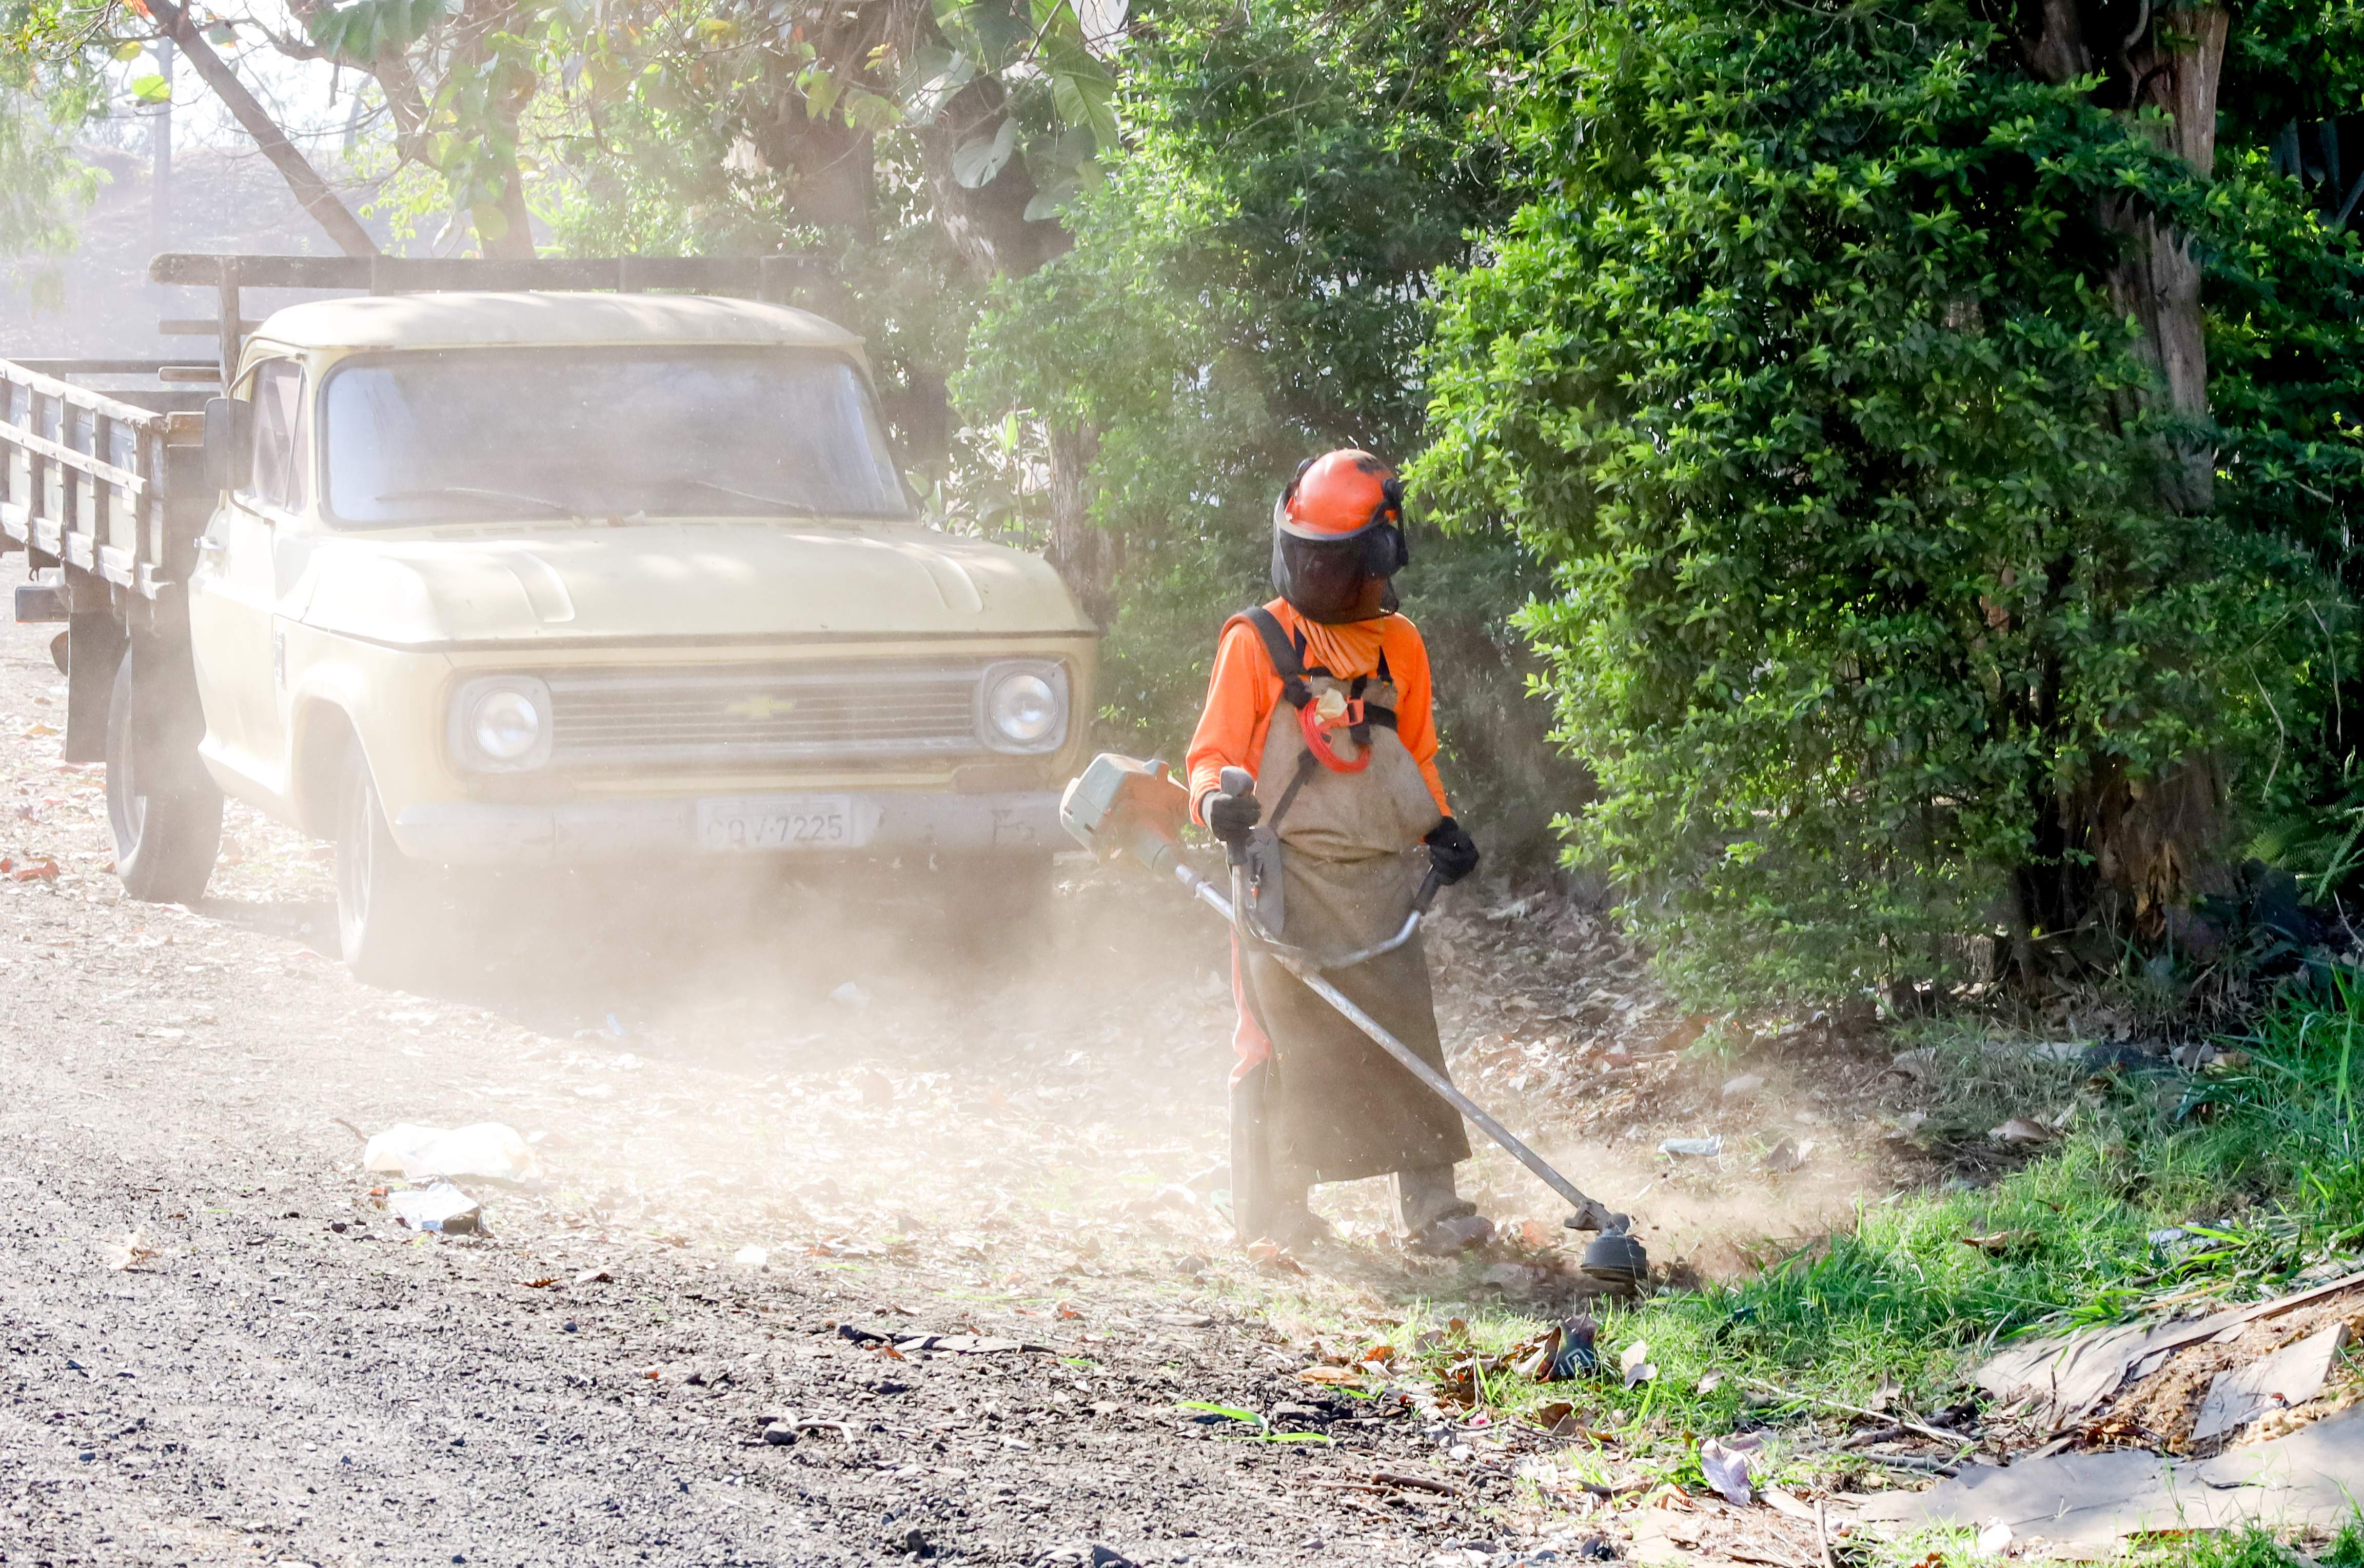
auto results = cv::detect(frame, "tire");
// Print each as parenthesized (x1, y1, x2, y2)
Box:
(105, 642, 224, 904)
(335, 740, 443, 987)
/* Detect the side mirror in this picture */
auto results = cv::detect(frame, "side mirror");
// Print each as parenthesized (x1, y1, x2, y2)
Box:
(202, 396, 253, 493)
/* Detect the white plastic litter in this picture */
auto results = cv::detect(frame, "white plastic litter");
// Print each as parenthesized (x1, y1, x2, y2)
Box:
(388, 1182, 482, 1234)
(1657, 1136, 1723, 1159)
(363, 1122, 543, 1183)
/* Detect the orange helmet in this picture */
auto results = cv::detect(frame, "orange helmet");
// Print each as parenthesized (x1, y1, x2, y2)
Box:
(1271, 449, 1408, 622)
(1277, 449, 1404, 540)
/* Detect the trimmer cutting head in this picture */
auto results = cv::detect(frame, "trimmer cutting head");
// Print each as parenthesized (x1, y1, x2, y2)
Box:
(1579, 1222, 1650, 1288)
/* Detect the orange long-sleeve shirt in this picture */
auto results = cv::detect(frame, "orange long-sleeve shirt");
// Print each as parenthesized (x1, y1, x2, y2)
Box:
(1186, 600, 1450, 823)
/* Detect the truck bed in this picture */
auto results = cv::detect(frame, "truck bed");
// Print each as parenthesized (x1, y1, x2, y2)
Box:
(0, 359, 214, 603)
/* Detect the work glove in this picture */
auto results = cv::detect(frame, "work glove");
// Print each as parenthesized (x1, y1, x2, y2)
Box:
(1204, 788, 1262, 850)
(1424, 816, 1481, 885)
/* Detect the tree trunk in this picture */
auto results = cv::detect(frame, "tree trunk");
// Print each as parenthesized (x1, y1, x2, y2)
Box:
(151, 0, 378, 257)
(2106, 4, 2226, 513)
(2093, 7, 2234, 932)
(1045, 424, 1118, 628)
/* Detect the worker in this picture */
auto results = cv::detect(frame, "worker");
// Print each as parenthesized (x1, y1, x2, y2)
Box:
(1185, 449, 1488, 1255)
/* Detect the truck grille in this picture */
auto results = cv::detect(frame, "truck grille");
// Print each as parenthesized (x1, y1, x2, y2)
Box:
(543, 661, 990, 770)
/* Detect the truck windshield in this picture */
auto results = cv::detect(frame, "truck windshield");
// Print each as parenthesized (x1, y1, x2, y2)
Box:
(318, 346, 913, 527)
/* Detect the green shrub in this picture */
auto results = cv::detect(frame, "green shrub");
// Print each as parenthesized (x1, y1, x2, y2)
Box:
(1413, 0, 2347, 1000)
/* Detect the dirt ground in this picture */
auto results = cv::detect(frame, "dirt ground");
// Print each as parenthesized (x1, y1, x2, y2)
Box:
(0, 616, 1927, 1566)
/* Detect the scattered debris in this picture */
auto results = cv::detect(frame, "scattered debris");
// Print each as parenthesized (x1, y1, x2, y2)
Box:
(362, 1122, 542, 1184)
(1720, 1073, 1765, 1100)
(1552, 1316, 1600, 1379)
(103, 1230, 157, 1271)
(1657, 1136, 1722, 1159)
(1988, 1118, 2055, 1146)
(731, 1245, 769, 1269)
(1975, 1266, 2364, 1429)
(1960, 1231, 2024, 1256)
(1854, 1405, 2364, 1544)
(2190, 1323, 2349, 1443)
(572, 1267, 612, 1285)
(829, 981, 872, 1010)
(1621, 1338, 1657, 1388)
(386, 1182, 482, 1235)
(1699, 1436, 1758, 1505)
(1975, 1519, 2014, 1555)
(1762, 1138, 1808, 1172)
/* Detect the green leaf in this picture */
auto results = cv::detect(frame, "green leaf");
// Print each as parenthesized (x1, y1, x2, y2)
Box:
(113, 41, 144, 62)
(800, 65, 841, 120)
(951, 116, 1019, 189)
(840, 86, 900, 135)
(130, 73, 171, 104)
(1045, 44, 1117, 150)
(1176, 1400, 1260, 1422)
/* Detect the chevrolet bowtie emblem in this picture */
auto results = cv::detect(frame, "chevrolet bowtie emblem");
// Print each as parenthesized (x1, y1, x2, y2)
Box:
(723, 694, 796, 721)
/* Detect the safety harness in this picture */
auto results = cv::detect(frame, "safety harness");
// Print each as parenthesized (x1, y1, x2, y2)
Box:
(1240, 606, 1398, 830)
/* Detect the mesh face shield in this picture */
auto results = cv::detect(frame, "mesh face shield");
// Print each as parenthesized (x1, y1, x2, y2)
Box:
(1269, 483, 1409, 624)
(1271, 531, 1400, 622)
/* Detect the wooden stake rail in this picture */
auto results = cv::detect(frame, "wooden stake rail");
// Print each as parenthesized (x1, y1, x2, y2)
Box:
(149, 252, 828, 383)
(0, 360, 208, 601)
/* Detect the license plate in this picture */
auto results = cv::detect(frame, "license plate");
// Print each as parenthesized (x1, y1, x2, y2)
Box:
(695, 796, 865, 852)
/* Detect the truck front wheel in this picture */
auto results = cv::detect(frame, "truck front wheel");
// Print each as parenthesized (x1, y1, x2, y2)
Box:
(105, 641, 224, 904)
(335, 742, 442, 986)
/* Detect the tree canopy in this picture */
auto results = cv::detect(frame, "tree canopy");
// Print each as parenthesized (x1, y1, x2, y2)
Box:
(16, 0, 2364, 1003)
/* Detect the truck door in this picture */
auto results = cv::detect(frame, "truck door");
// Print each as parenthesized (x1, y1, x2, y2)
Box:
(188, 357, 306, 791)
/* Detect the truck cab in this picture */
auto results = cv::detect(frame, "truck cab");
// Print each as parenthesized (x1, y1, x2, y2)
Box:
(4, 261, 1095, 983)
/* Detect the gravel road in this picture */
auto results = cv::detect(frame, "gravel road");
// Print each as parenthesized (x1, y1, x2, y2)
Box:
(0, 617, 1634, 1568)
(0, 612, 1915, 1566)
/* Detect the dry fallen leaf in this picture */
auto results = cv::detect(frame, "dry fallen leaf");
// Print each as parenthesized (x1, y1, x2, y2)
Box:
(1298, 1365, 1363, 1386)
(520, 1276, 558, 1288)
(1989, 1117, 2054, 1146)
(1246, 1240, 1306, 1275)
(1960, 1232, 2023, 1255)
(1620, 1338, 1657, 1388)
(1699, 1436, 1756, 1505)
(105, 1230, 158, 1271)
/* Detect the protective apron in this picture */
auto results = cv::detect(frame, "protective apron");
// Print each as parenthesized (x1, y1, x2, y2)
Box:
(1229, 607, 1471, 1197)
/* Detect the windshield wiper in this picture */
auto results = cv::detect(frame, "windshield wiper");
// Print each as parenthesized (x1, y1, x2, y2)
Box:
(375, 485, 578, 517)
(682, 477, 822, 517)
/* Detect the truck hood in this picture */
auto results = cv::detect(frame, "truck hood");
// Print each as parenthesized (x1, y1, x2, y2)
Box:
(290, 521, 1094, 647)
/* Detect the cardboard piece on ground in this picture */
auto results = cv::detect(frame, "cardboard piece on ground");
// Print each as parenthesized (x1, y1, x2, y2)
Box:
(1975, 1319, 2216, 1428)
(1973, 1266, 2364, 1429)
(1850, 1404, 2364, 1544)
(2191, 1323, 2349, 1443)
(1627, 1510, 1698, 1565)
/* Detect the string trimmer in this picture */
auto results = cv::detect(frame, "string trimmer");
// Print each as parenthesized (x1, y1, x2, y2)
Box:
(1058, 753, 1649, 1287)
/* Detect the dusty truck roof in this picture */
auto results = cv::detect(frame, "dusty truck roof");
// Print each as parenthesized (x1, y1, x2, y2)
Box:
(249, 292, 863, 353)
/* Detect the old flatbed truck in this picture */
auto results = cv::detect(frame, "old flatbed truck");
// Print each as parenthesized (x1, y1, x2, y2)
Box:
(2, 254, 1095, 981)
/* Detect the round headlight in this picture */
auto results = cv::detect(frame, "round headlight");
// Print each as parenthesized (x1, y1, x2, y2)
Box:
(471, 688, 542, 762)
(986, 670, 1060, 745)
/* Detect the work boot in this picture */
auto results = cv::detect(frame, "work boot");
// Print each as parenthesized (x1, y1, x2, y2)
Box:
(1265, 1183, 1336, 1252)
(1394, 1164, 1494, 1256)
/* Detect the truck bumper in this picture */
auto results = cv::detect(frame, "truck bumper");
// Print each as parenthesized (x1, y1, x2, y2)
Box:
(390, 789, 1065, 866)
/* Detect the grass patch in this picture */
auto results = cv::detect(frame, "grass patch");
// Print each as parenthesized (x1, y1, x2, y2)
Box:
(1411, 978, 2364, 1454)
